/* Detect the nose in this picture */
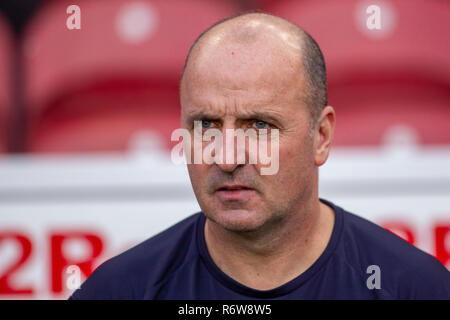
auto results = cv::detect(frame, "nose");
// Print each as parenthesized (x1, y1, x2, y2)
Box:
(217, 162, 240, 173)
(215, 127, 244, 173)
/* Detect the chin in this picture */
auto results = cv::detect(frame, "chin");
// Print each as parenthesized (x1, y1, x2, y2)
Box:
(206, 208, 268, 232)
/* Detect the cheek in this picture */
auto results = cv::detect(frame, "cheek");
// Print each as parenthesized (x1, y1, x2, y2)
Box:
(286, 130, 315, 161)
(187, 164, 204, 189)
(187, 163, 214, 198)
(270, 138, 315, 184)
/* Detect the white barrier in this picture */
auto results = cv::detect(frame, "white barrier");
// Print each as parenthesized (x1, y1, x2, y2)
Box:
(0, 143, 449, 299)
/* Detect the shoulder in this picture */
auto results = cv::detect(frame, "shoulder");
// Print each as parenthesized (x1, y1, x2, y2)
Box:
(69, 212, 203, 299)
(327, 200, 450, 299)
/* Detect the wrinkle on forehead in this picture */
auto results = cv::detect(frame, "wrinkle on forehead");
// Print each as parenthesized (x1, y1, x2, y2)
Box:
(180, 13, 308, 120)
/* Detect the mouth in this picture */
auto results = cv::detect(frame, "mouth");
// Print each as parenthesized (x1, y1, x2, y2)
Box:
(215, 185, 256, 201)
(216, 185, 253, 191)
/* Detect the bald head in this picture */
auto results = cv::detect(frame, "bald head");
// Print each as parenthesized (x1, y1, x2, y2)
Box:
(180, 13, 327, 124)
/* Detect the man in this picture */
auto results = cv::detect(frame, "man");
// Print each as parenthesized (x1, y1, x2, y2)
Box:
(70, 13, 449, 299)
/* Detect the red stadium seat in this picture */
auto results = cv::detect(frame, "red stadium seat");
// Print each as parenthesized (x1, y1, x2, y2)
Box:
(23, 0, 236, 153)
(0, 14, 12, 154)
(266, 0, 450, 146)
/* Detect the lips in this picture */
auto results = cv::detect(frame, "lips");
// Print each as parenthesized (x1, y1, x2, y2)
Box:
(216, 185, 252, 191)
(215, 184, 256, 201)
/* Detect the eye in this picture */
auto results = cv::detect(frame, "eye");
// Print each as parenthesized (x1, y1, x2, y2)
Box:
(253, 120, 269, 130)
(201, 120, 213, 129)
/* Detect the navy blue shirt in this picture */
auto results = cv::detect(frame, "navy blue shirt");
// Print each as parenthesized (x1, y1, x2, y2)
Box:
(70, 199, 450, 299)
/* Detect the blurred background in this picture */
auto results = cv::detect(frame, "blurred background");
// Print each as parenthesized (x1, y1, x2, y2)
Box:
(0, 0, 449, 299)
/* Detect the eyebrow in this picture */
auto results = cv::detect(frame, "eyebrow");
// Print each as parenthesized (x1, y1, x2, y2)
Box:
(184, 110, 222, 122)
(184, 110, 283, 126)
(239, 112, 282, 125)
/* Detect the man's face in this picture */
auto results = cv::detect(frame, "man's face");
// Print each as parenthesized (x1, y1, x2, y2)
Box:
(180, 37, 319, 232)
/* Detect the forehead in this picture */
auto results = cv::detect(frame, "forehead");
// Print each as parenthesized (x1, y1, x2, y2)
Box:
(181, 39, 306, 120)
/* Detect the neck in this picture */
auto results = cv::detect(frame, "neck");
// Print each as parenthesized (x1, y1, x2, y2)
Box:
(204, 198, 335, 291)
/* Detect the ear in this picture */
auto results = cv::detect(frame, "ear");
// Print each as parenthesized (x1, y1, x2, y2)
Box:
(314, 106, 336, 167)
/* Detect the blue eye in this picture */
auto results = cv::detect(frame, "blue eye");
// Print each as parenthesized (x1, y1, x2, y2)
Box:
(202, 120, 212, 129)
(254, 120, 268, 129)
